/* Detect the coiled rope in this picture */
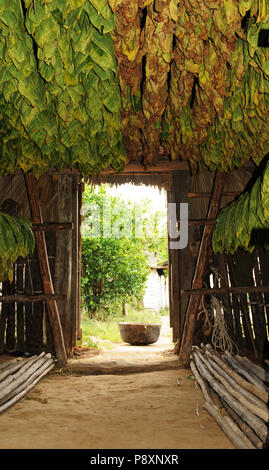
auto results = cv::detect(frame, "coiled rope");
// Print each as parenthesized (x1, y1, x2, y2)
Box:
(211, 295, 238, 354)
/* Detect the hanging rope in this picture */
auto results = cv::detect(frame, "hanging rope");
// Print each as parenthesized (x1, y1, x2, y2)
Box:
(211, 296, 238, 354)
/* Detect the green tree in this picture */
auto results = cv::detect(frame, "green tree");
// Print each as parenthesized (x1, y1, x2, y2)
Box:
(81, 237, 149, 316)
(81, 184, 168, 316)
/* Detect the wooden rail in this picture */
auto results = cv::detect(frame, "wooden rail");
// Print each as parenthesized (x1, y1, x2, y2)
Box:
(180, 286, 269, 296)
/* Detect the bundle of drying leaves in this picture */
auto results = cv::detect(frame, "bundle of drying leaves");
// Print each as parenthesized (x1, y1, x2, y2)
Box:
(0, 0, 126, 177)
(0, 212, 35, 281)
(213, 160, 269, 254)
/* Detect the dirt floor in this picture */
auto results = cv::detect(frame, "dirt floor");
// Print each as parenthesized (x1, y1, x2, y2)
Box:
(0, 317, 234, 450)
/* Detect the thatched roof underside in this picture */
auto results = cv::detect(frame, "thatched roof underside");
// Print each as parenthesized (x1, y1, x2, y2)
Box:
(0, 1, 269, 177)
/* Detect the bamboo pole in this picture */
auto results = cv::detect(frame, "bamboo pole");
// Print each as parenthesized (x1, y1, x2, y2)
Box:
(179, 171, 226, 365)
(25, 174, 67, 367)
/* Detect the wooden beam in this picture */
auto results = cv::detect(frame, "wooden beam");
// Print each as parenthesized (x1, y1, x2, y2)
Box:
(180, 286, 269, 296)
(0, 294, 66, 303)
(101, 160, 190, 175)
(25, 174, 67, 367)
(187, 191, 240, 199)
(178, 171, 226, 366)
(32, 222, 74, 232)
(54, 175, 73, 357)
(186, 219, 216, 226)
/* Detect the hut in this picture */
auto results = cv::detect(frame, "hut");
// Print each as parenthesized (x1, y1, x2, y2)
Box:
(143, 260, 169, 313)
(0, 0, 269, 376)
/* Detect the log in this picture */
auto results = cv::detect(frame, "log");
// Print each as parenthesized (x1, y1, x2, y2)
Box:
(204, 345, 269, 404)
(224, 352, 269, 395)
(25, 174, 67, 367)
(219, 397, 263, 449)
(0, 353, 44, 388)
(190, 359, 254, 449)
(0, 354, 51, 401)
(0, 358, 22, 372)
(203, 402, 255, 449)
(0, 357, 55, 405)
(0, 355, 37, 384)
(179, 171, 226, 365)
(193, 347, 269, 422)
(235, 355, 269, 384)
(0, 362, 55, 414)
(192, 350, 269, 443)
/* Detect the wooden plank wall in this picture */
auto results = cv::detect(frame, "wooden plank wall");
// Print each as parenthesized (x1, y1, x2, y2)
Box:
(170, 168, 269, 362)
(0, 173, 82, 358)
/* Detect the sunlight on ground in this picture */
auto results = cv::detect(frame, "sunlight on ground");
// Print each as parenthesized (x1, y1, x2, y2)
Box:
(79, 308, 172, 351)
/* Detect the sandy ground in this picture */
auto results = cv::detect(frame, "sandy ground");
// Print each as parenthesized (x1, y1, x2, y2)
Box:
(0, 317, 234, 450)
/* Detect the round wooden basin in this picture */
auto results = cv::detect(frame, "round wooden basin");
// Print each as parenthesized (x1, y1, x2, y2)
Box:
(119, 322, 161, 345)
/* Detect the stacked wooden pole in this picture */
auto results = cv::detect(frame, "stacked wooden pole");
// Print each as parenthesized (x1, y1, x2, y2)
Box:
(190, 344, 269, 449)
(0, 352, 55, 413)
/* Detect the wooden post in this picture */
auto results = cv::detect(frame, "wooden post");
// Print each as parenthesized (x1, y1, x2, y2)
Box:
(25, 174, 67, 367)
(178, 171, 225, 366)
(54, 174, 73, 357)
(16, 259, 25, 352)
(71, 175, 80, 350)
(167, 184, 180, 342)
(76, 181, 84, 341)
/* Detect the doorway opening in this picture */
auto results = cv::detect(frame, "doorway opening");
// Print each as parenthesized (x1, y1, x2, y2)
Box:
(77, 181, 174, 363)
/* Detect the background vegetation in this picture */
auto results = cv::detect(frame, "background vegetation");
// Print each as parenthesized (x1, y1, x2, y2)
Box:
(81, 184, 168, 321)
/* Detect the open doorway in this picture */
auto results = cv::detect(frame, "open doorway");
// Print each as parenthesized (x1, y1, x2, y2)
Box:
(77, 181, 174, 362)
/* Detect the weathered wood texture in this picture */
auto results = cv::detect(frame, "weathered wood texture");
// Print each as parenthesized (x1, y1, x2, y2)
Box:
(173, 167, 269, 365)
(178, 171, 225, 365)
(191, 345, 269, 448)
(25, 174, 67, 366)
(0, 172, 81, 364)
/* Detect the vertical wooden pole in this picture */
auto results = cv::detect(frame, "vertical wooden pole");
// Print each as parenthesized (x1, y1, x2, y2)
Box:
(25, 174, 67, 367)
(174, 170, 196, 344)
(54, 174, 73, 356)
(71, 175, 80, 349)
(167, 185, 180, 342)
(77, 180, 84, 341)
(0, 281, 9, 353)
(178, 171, 225, 366)
(16, 259, 25, 352)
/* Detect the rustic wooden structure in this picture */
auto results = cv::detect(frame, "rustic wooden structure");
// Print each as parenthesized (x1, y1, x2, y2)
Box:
(0, 172, 83, 365)
(190, 344, 269, 449)
(102, 161, 269, 367)
(0, 159, 268, 370)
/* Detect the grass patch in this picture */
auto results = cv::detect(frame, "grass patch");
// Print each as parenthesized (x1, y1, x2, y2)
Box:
(78, 305, 165, 348)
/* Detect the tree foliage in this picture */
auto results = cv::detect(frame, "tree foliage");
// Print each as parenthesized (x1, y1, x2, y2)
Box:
(81, 184, 167, 316)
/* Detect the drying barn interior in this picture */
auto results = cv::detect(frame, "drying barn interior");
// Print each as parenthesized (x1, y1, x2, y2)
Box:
(0, 0, 269, 451)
